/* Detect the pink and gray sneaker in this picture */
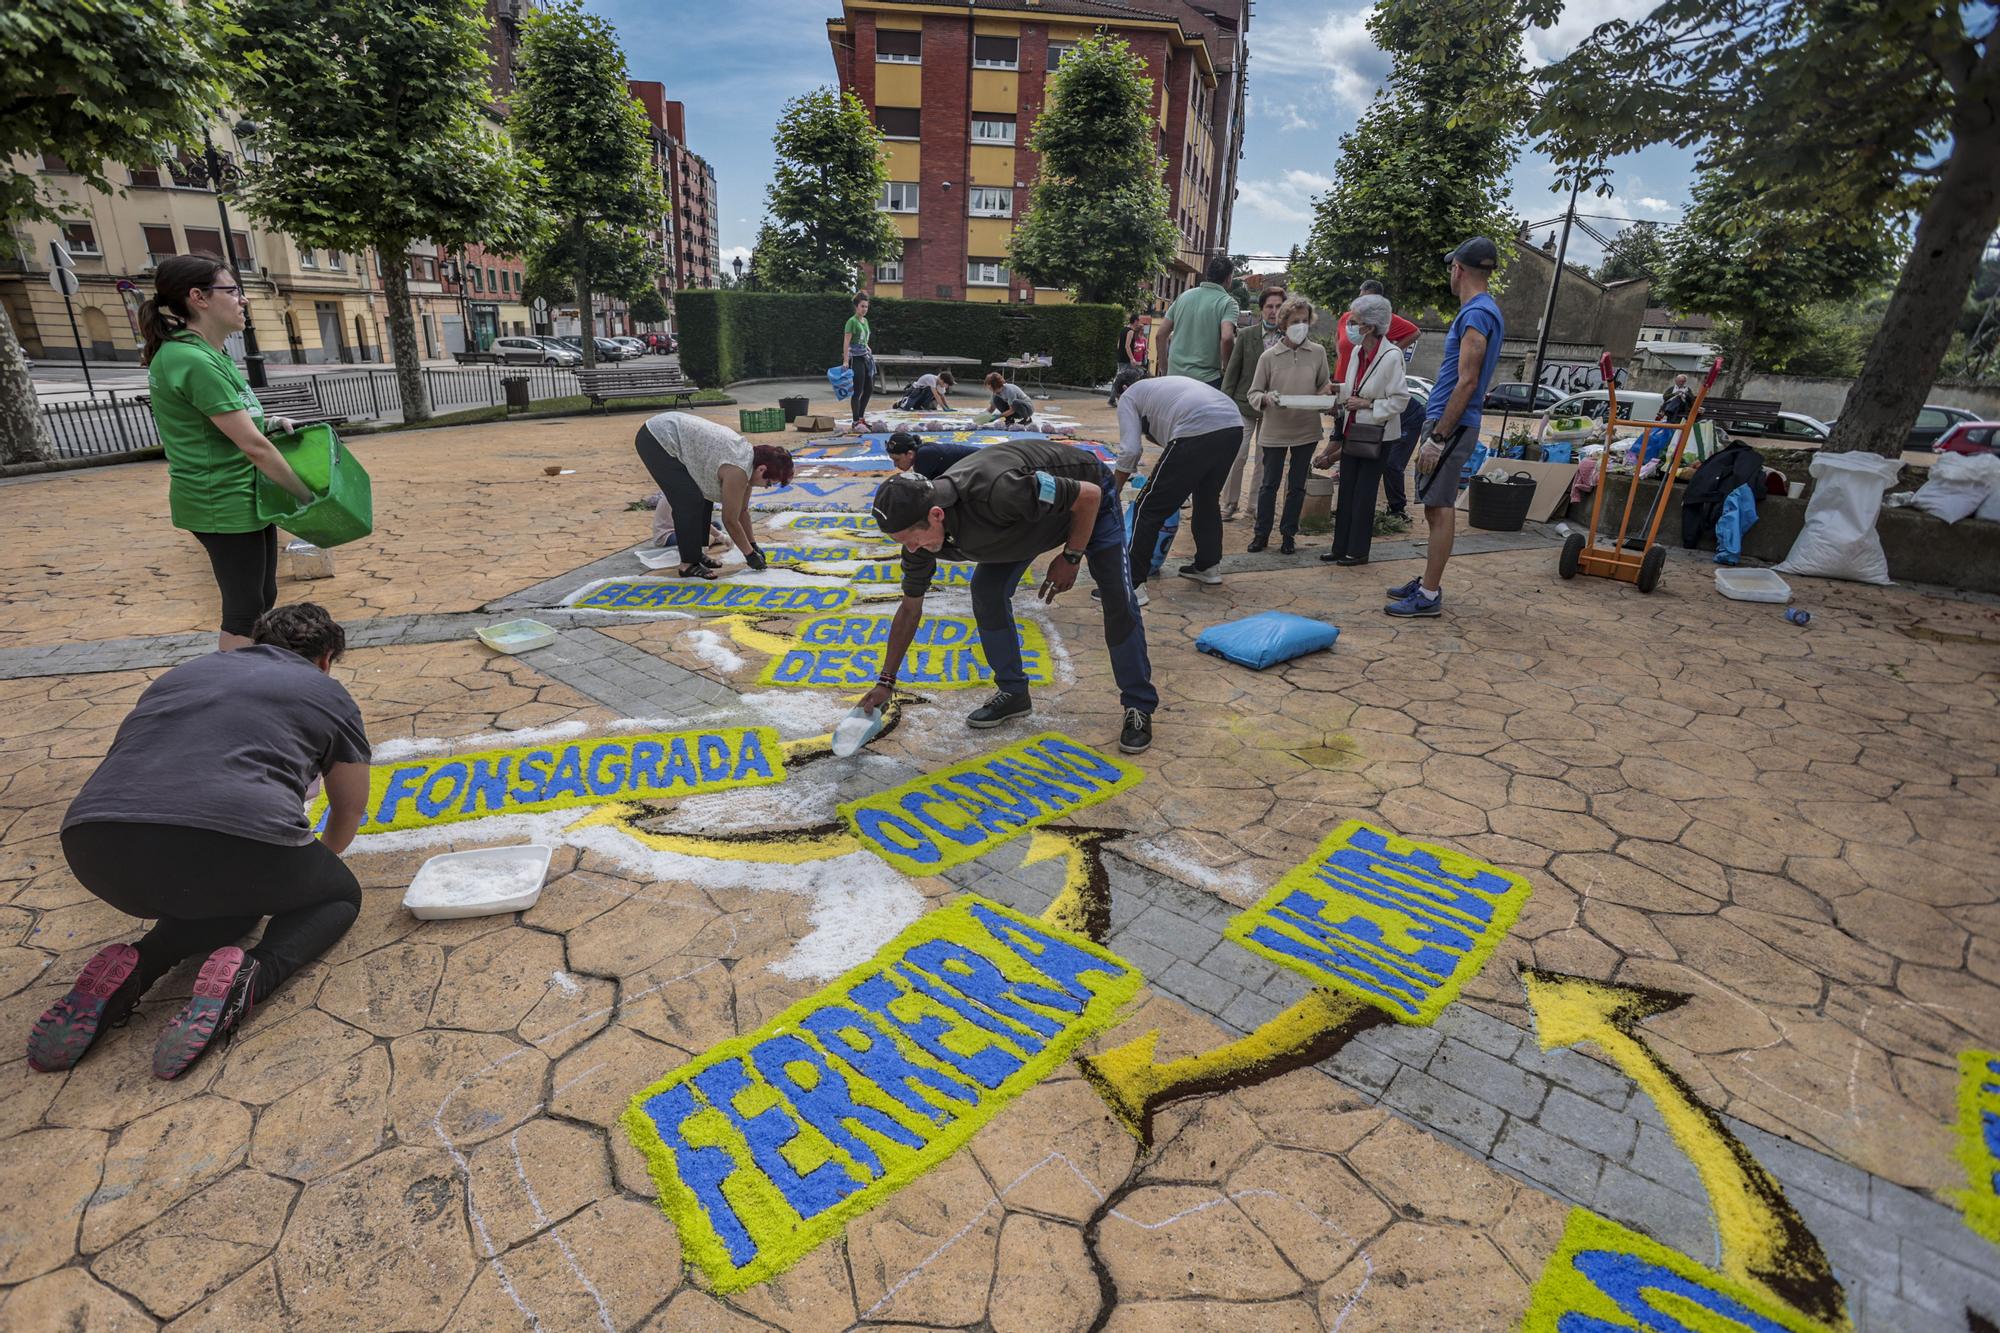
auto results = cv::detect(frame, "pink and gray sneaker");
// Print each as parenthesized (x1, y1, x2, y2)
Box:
(153, 947, 261, 1081)
(28, 943, 143, 1073)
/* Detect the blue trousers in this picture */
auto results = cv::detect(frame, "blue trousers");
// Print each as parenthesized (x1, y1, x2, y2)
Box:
(969, 466, 1158, 715)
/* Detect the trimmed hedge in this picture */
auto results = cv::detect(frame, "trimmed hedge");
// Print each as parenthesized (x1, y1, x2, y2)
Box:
(675, 290, 1125, 390)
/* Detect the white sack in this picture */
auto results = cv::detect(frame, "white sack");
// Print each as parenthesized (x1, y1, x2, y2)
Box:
(1774, 451, 1902, 585)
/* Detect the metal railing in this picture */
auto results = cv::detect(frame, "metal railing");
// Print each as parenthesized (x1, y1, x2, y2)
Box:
(33, 360, 648, 460)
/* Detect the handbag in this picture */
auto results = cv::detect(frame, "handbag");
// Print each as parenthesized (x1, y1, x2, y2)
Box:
(1342, 417, 1386, 460)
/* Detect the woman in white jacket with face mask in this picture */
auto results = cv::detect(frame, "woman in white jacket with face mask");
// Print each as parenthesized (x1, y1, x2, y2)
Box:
(1244, 296, 1333, 555)
(1317, 293, 1411, 566)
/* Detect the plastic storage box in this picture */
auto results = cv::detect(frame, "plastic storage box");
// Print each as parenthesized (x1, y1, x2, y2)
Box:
(739, 407, 785, 434)
(402, 845, 554, 919)
(1714, 568, 1793, 603)
(476, 618, 557, 654)
(255, 423, 374, 548)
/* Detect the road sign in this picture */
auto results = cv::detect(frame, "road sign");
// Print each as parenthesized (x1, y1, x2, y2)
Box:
(532, 297, 548, 316)
(115, 279, 136, 293)
(49, 268, 79, 297)
(49, 240, 74, 270)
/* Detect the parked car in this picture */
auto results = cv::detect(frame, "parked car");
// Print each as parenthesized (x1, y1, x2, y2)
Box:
(530, 337, 582, 365)
(1535, 388, 1666, 439)
(1907, 403, 1981, 452)
(559, 335, 628, 361)
(611, 336, 648, 358)
(1405, 375, 1434, 397)
(1716, 410, 1833, 445)
(1936, 421, 2000, 456)
(493, 336, 577, 367)
(1483, 382, 1563, 414)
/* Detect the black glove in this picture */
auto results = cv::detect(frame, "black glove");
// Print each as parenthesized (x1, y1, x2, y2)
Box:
(744, 547, 767, 572)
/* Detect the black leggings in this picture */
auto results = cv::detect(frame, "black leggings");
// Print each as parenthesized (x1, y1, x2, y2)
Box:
(634, 428, 715, 567)
(193, 527, 279, 637)
(849, 352, 874, 423)
(61, 821, 360, 1003)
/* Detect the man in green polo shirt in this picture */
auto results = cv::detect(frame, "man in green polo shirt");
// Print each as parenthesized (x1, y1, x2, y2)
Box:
(1156, 255, 1242, 388)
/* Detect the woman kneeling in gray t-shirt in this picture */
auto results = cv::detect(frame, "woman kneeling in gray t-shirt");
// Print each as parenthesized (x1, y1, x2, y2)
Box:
(30, 603, 372, 1080)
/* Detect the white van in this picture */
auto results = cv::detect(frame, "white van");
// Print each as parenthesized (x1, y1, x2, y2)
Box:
(1535, 388, 1664, 439)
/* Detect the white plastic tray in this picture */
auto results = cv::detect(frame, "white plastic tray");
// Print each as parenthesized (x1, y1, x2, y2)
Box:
(1273, 394, 1339, 410)
(1714, 568, 1792, 603)
(477, 618, 556, 654)
(634, 545, 680, 570)
(402, 845, 554, 920)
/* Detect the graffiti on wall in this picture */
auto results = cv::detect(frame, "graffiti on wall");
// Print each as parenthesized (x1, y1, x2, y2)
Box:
(622, 895, 1141, 1291)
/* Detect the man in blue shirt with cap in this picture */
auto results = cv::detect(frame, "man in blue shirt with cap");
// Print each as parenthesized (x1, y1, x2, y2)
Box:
(1387, 236, 1505, 619)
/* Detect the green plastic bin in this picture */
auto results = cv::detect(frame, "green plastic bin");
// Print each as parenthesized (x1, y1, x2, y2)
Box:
(738, 407, 785, 434)
(255, 423, 374, 548)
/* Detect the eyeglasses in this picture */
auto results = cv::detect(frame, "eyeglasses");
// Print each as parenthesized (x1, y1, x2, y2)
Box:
(201, 283, 247, 299)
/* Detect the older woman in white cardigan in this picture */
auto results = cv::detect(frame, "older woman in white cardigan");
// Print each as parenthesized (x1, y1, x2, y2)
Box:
(1316, 292, 1411, 566)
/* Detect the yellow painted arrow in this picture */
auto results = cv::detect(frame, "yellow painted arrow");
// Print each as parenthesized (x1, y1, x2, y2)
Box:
(1520, 968, 1850, 1331)
(567, 804, 864, 864)
(1026, 827, 1121, 944)
(1076, 988, 1382, 1145)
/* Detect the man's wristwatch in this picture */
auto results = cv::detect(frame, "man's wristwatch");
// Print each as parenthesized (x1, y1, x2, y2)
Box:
(1059, 548, 1084, 565)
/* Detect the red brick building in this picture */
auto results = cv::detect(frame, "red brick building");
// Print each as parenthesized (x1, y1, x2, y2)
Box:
(826, 0, 1240, 306)
(631, 82, 720, 307)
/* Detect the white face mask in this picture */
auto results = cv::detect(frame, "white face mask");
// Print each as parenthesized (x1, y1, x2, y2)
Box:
(1351, 323, 1374, 341)
(1286, 322, 1311, 344)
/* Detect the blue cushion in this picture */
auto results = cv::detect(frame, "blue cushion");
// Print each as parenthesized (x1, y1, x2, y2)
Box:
(1196, 611, 1340, 670)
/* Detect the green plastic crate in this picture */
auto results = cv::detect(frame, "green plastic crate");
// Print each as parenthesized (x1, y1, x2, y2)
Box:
(738, 407, 785, 434)
(255, 423, 374, 548)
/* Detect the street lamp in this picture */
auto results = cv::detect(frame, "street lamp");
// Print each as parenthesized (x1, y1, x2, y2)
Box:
(441, 253, 478, 354)
(732, 255, 744, 287)
(184, 121, 269, 387)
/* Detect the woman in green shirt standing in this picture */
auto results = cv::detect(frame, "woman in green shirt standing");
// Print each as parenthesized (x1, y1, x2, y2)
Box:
(840, 291, 875, 430)
(141, 256, 313, 650)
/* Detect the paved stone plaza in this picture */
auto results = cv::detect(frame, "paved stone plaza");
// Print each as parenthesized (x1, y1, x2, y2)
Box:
(0, 394, 1996, 1330)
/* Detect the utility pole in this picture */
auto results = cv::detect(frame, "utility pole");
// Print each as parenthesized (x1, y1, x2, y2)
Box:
(197, 126, 268, 388)
(1530, 175, 1582, 392)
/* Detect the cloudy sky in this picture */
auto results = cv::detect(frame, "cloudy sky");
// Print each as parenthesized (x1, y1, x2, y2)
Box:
(591, 0, 1694, 277)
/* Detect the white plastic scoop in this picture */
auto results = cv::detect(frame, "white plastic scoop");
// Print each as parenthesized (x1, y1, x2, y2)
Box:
(831, 706, 886, 758)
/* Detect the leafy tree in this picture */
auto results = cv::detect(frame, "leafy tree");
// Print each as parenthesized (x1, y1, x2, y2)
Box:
(755, 88, 899, 293)
(1, 0, 232, 462)
(1657, 173, 1894, 393)
(513, 0, 664, 368)
(1009, 36, 1177, 308)
(628, 287, 669, 325)
(229, 0, 536, 422)
(1292, 0, 1525, 317)
(1513, 0, 2000, 456)
(1596, 221, 1666, 285)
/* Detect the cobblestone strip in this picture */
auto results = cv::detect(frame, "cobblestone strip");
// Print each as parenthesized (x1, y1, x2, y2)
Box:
(520, 627, 739, 719)
(484, 547, 645, 612)
(951, 836, 1998, 1333)
(0, 608, 691, 680)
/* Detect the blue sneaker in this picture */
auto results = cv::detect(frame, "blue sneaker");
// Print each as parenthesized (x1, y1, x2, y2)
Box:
(1385, 587, 1442, 618)
(1385, 577, 1422, 600)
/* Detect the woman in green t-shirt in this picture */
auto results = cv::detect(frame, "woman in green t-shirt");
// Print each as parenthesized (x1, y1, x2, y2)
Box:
(840, 291, 875, 430)
(141, 256, 313, 650)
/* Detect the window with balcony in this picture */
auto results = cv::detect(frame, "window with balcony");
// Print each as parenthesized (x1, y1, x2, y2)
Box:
(973, 35, 1018, 69)
(876, 28, 921, 63)
(968, 186, 1012, 217)
(876, 259, 904, 283)
(877, 106, 921, 140)
(230, 231, 253, 269)
(972, 116, 1016, 144)
(142, 225, 177, 266)
(62, 222, 101, 257)
(1047, 42, 1076, 69)
(967, 258, 1009, 287)
(880, 181, 919, 213)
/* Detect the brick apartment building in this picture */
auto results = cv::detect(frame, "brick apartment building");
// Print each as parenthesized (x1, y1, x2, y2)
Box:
(629, 82, 721, 297)
(826, 0, 1246, 307)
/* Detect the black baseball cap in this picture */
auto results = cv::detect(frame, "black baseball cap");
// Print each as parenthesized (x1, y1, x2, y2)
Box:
(885, 430, 921, 456)
(871, 473, 937, 534)
(1445, 237, 1499, 270)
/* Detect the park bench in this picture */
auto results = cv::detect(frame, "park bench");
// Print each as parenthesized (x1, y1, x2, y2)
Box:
(452, 350, 503, 366)
(1694, 397, 1783, 431)
(573, 364, 700, 412)
(251, 379, 349, 427)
